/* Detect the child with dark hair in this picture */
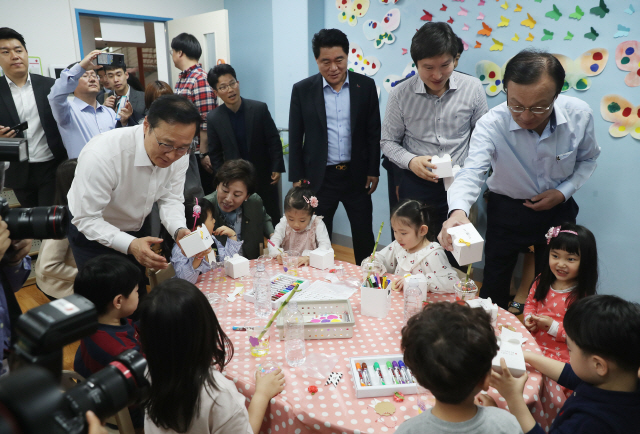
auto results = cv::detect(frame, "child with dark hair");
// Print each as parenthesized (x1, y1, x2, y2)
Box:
(268, 184, 331, 266)
(73, 254, 143, 427)
(169, 197, 242, 284)
(377, 199, 460, 292)
(140, 279, 285, 434)
(491, 295, 640, 434)
(523, 223, 597, 364)
(398, 302, 522, 434)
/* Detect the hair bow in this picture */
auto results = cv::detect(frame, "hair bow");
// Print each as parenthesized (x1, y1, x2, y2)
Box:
(192, 198, 201, 231)
(545, 226, 578, 244)
(303, 195, 319, 208)
(298, 179, 311, 186)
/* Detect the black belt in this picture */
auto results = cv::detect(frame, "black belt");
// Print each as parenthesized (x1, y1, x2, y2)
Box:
(327, 162, 350, 171)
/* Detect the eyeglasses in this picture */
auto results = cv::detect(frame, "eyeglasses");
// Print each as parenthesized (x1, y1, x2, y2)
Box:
(217, 80, 238, 93)
(506, 94, 555, 115)
(151, 129, 192, 155)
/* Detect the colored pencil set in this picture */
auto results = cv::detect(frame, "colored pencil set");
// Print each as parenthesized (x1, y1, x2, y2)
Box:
(363, 274, 390, 289)
(355, 360, 415, 387)
(270, 275, 305, 301)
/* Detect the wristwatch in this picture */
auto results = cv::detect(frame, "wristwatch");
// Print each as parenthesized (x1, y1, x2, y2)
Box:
(174, 227, 188, 240)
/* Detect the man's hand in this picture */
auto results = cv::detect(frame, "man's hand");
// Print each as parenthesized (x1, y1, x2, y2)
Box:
(201, 155, 213, 174)
(86, 411, 108, 434)
(0, 126, 17, 139)
(103, 95, 116, 110)
(523, 189, 565, 212)
(531, 314, 554, 332)
(118, 100, 133, 126)
(437, 210, 470, 251)
(128, 237, 168, 269)
(408, 155, 438, 183)
(78, 50, 103, 71)
(4, 239, 32, 266)
(292, 181, 301, 188)
(271, 172, 281, 185)
(0, 217, 12, 259)
(365, 176, 379, 195)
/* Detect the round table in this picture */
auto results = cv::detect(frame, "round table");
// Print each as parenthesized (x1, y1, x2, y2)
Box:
(197, 259, 556, 433)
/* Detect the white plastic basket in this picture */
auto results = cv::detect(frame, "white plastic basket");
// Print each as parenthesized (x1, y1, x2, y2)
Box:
(276, 299, 355, 340)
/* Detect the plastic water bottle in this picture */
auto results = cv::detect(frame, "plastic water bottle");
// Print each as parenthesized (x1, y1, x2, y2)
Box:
(284, 301, 306, 367)
(254, 263, 271, 319)
(404, 280, 422, 323)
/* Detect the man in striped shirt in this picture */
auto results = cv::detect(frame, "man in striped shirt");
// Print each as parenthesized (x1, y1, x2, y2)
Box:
(381, 22, 488, 245)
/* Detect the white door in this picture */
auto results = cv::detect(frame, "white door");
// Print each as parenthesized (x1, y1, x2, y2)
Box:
(166, 10, 230, 87)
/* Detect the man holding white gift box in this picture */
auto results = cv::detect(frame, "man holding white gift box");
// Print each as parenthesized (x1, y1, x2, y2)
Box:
(439, 50, 600, 309)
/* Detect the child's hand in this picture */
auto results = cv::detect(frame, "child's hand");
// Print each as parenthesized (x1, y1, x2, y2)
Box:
(490, 358, 529, 402)
(277, 254, 283, 265)
(524, 316, 538, 333)
(214, 226, 237, 240)
(298, 256, 310, 267)
(474, 393, 497, 407)
(255, 368, 286, 399)
(531, 314, 553, 332)
(195, 247, 213, 259)
(392, 277, 404, 291)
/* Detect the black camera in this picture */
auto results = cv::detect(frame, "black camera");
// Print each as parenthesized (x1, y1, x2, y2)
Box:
(0, 295, 149, 434)
(0, 197, 69, 240)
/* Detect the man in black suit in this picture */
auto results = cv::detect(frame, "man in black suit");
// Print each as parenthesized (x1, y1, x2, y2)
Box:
(288, 29, 381, 265)
(98, 64, 145, 123)
(206, 64, 285, 222)
(0, 27, 66, 207)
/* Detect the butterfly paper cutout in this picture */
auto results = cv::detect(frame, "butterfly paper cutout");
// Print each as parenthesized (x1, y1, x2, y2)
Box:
(447, 17, 455, 24)
(440, 4, 447, 11)
(501, 1, 508, 10)
(363, 8, 400, 48)
(614, 25, 630, 39)
(564, 31, 574, 40)
(512, 33, 520, 41)
(383, 62, 417, 92)
(526, 33, 534, 41)
(478, 22, 493, 36)
(569, 5, 584, 20)
(348, 43, 381, 76)
(590, 0, 609, 18)
(379, 0, 399, 3)
(514, 4, 522, 12)
(600, 95, 640, 140)
(477, 12, 485, 20)
(498, 16, 510, 27)
(421, 10, 433, 21)
(584, 27, 599, 41)
(615, 41, 640, 87)
(625, 5, 635, 15)
(462, 23, 470, 30)
(541, 29, 554, 41)
(475, 41, 482, 48)
(478, 0, 486, 5)
(545, 5, 562, 21)
(336, 0, 370, 26)
(553, 49, 609, 91)
(490, 38, 504, 51)
(521, 13, 536, 29)
(458, 7, 468, 16)
(476, 59, 508, 95)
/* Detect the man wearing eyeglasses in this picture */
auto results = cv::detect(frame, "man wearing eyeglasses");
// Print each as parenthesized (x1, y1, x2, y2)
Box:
(67, 95, 201, 306)
(439, 50, 601, 309)
(205, 64, 285, 222)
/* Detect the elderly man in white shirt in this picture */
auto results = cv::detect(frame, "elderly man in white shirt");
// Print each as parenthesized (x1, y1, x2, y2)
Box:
(67, 95, 201, 297)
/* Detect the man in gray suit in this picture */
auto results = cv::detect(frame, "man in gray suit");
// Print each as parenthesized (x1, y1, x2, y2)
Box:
(206, 64, 285, 222)
(99, 63, 146, 123)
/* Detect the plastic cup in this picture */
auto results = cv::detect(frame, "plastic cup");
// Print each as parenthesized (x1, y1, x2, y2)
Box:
(454, 279, 479, 302)
(245, 317, 272, 358)
(282, 250, 300, 276)
(210, 254, 226, 281)
(207, 292, 225, 313)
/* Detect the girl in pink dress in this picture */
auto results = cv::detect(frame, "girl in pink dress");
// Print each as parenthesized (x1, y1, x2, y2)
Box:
(523, 223, 598, 363)
(268, 184, 332, 266)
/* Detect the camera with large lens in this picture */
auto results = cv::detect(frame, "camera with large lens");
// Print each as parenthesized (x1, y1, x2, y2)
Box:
(0, 197, 69, 240)
(0, 295, 149, 434)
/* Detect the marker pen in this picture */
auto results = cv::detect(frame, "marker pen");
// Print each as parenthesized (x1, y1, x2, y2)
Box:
(361, 362, 373, 386)
(232, 326, 247, 331)
(355, 363, 367, 387)
(373, 362, 385, 385)
(398, 361, 412, 383)
(386, 361, 400, 384)
(392, 361, 405, 384)
(405, 365, 416, 383)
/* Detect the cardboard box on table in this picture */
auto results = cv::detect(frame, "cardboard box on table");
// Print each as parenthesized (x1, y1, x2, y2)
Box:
(309, 248, 334, 270)
(431, 154, 453, 178)
(492, 328, 527, 377)
(178, 224, 213, 258)
(447, 223, 484, 266)
(224, 254, 250, 279)
(466, 297, 498, 327)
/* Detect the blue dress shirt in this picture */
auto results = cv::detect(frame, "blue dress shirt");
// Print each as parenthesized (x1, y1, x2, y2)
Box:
(448, 95, 601, 216)
(171, 238, 243, 284)
(48, 63, 117, 158)
(323, 75, 351, 165)
(0, 257, 32, 354)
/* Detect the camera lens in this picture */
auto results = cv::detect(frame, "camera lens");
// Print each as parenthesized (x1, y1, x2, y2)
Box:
(3, 205, 69, 240)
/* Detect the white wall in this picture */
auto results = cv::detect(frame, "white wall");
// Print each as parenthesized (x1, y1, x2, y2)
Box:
(6, 0, 224, 77)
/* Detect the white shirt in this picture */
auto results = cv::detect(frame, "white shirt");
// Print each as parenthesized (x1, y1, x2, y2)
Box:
(68, 125, 188, 254)
(5, 74, 54, 162)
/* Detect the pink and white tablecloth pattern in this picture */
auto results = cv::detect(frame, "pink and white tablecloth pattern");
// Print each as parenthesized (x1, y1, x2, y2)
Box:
(196, 260, 561, 433)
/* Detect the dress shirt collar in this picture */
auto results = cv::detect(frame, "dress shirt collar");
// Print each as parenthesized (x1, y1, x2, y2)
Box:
(413, 72, 457, 96)
(223, 99, 244, 115)
(5, 73, 31, 89)
(508, 106, 561, 134)
(322, 73, 350, 91)
(134, 126, 154, 167)
(72, 96, 107, 113)
(179, 63, 202, 78)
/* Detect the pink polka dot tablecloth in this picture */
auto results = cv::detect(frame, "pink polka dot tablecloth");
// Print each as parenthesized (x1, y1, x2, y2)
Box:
(197, 260, 562, 433)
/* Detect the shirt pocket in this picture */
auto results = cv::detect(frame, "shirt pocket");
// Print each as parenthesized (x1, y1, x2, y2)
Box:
(551, 151, 577, 180)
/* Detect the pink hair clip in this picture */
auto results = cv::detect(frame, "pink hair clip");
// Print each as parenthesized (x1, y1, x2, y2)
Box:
(192, 198, 201, 231)
(545, 226, 578, 244)
(303, 195, 319, 208)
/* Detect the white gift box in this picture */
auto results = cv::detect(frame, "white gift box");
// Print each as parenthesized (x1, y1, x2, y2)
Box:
(447, 223, 484, 266)
(404, 274, 428, 302)
(443, 164, 461, 191)
(360, 286, 391, 318)
(178, 224, 214, 258)
(224, 254, 250, 279)
(466, 297, 498, 327)
(309, 248, 334, 270)
(492, 328, 527, 378)
(432, 154, 453, 178)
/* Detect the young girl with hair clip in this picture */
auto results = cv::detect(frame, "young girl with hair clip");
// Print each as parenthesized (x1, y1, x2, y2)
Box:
(268, 183, 331, 266)
(524, 223, 598, 364)
(139, 279, 285, 434)
(170, 197, 243, 284)
(377, 199, 461, 293)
